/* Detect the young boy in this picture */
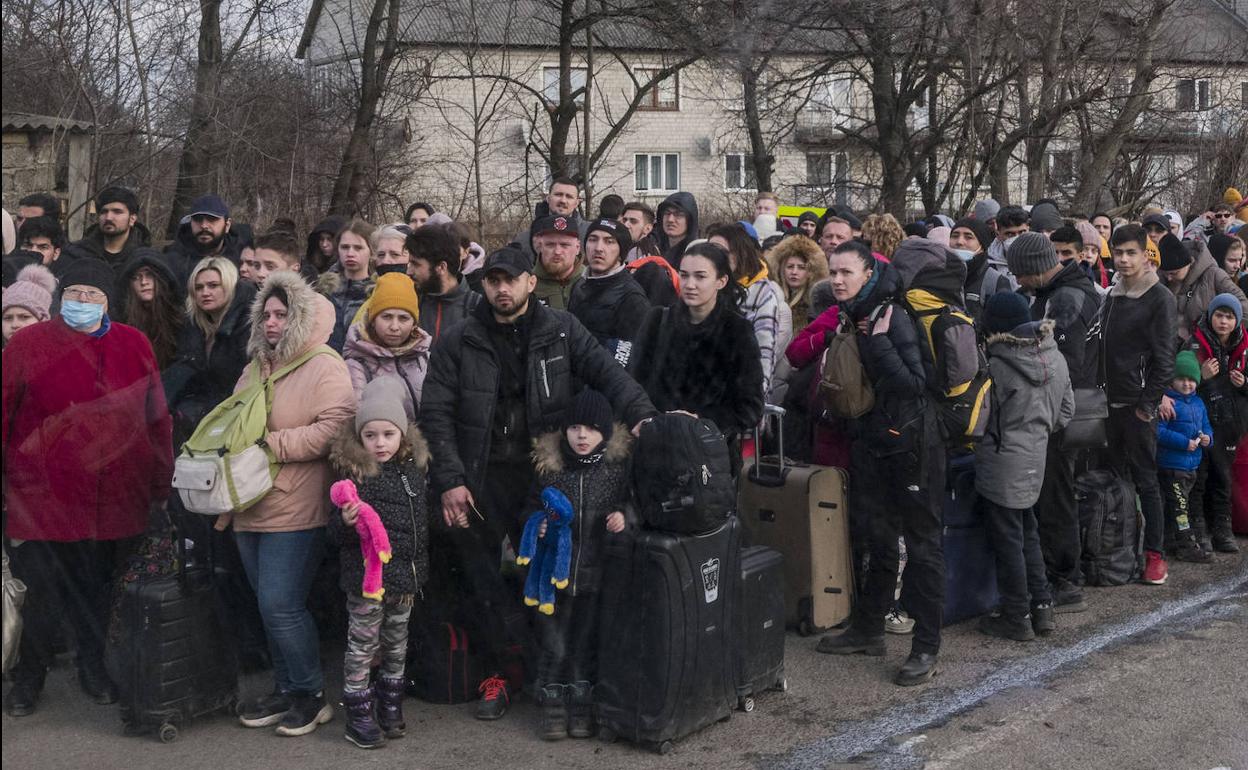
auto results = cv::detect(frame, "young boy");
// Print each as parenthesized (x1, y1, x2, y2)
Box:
(975, 292, 1074, 641)
(1188, 293, 1247, 553)
(1156, 350, 1214, 564)
(527, 389, 632, 740)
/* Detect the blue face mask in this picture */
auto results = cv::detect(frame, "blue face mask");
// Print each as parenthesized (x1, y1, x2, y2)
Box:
(951, 248, 976, 262)
(61, 299, 105, 330)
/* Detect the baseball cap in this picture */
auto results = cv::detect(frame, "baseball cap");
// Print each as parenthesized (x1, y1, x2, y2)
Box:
(530, 215, 578, 240)
(1141, 213, 1170, 231)
(186, 194, 230, 220)
(483, 244, 534, 277)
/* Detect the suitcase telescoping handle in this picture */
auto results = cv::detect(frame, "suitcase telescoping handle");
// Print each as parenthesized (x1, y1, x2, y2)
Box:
(749, 404, 788, 487)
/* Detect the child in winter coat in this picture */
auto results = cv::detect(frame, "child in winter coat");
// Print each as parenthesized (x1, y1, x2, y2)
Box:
(527, 388, 633, 741)
(1187, 293, 1247, 554)
(975, 292, 1074, 641)
(1156, 350, 1215, 564)
(328, 375, 430, 749)
(343, 272, 432, 410)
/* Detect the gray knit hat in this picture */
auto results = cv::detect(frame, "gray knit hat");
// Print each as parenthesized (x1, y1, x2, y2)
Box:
(973, 198, 1000, 222)
(1005, 232, 1059, 277)
(356, 375, 413, 434)
(1028, 202, 1063, 233)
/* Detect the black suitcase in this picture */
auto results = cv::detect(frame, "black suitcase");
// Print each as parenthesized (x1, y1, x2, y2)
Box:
(735, 546, 786, 712)
(111, 519, 238, 742)
(595, 519, 740, 753)
(942, 455, 1000, 625)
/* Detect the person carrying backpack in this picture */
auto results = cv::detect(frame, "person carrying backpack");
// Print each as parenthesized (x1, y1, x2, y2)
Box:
(814, 241, 945, 688)
(975, 293, 1074, 641)
(224, 270, 356, 736)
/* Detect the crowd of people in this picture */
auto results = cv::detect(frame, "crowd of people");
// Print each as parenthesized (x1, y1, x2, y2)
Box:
(2, 179, 1247, 747)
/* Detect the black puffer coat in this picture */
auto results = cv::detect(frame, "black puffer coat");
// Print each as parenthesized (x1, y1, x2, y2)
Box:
(1029, 259, 1101, 389)
(422, 299, 656, 496)
(74, 221, 153, 270)
(328, 422, 431, 597)
(530, 427, 634, 596)
(567, 267, 651, 367)
(841, 262, 934, 456)
(163, 222, 251, 286)
(162, 281, 258, 445)
(629, 297, 764, 439)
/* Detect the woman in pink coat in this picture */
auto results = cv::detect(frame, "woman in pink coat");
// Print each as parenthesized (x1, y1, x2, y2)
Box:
(342, 272, 431, 412)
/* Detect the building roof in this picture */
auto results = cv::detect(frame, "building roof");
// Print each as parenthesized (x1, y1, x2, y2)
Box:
(2, 112, 95, 133)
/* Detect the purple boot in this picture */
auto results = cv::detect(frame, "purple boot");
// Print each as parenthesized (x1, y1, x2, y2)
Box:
(375, 677, 407, 739)
(343, 687, 385, 749)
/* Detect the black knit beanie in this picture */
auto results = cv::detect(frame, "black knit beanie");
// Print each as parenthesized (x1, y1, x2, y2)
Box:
(1158, 233, 1190, 271)
(565, 388, 614, 442)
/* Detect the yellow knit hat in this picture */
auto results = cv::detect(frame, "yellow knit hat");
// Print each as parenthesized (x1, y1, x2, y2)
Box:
(1224, 187, 1243, 205)
(367, 272, 420, 323)
(1145, 237, 1160, 266)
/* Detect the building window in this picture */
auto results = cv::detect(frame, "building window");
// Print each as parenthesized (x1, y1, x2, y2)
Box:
(803, 152, 849, 206)
(635, 153, 680, 193)
(724, 153, 757, 191)
(810, 75, 852, 113)
(806, 153, 833, 187)
(543, 66, 587, 106)
(1048, 150, 1075, 185)
(636, 68, 679, 111)
(1175, 78, 1210, 111)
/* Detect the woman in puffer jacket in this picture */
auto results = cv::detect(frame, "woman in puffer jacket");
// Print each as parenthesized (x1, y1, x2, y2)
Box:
(707, 223, 791, 398)
(342, 272, 432, 412)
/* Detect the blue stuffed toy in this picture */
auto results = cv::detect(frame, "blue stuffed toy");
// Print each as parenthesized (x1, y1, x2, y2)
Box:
(516, 486, 574, 615)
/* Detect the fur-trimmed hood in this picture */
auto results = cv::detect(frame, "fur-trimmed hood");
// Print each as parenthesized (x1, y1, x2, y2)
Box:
(531, 424, 632, 475)
(247, 269, 336, 368)
(329, 420, 430, 480)
(767, 235, 828, 288)
(986, 319, 1062, 387)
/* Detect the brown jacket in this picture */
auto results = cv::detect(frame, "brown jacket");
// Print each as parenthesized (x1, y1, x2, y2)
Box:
(1167, 246, 1248, 343)
(222, 270, 356, 533)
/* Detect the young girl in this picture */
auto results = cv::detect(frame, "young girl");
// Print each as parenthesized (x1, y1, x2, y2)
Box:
(528, 388, 633, 741)
(343, 271, 431, 410)
(328, 375, 430, 749)
(2, 264, 56, 347)
(319, 218, 376, 352)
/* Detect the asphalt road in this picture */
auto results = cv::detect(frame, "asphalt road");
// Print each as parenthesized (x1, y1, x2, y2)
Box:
(4, 541, 1246, 770)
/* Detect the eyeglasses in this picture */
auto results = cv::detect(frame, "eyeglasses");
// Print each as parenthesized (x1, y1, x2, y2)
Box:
(64, 288, 107, 302)
(1212, 212, 1232, 219)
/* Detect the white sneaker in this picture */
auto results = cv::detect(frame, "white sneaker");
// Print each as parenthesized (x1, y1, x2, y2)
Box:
(885, 608, 915, 634)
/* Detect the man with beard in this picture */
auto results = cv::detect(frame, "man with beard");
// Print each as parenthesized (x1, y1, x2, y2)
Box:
(163, 194, 249, 285)
(72, 187, 151, 268)
(531, 215, 584, 309)
(406, 223, 481, 344)
(510, 178, 588, 260)
(567, 218, 651, 367)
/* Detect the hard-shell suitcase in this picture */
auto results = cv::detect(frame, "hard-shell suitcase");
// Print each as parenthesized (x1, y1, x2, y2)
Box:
(595, 519, 740, 754)
(942, 454, 999, 625)
(738, 404, 854, 635)
(112, 519, 238, 742)
(735, 546, 786, 712)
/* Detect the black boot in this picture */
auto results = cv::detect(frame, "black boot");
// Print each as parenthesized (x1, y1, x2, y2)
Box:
(1172, 535, 1213, 563)
(566, 681, 594, 739)
(1211, 517, 1240, 553)
(342, 688, 385, 749)
(895, 652, 938, 686)
(815, 625, 886, 656)
(375, 677, 406, 739)
(4, 681, 41, 717)
(77, 664, 118, 705)
(1030, 603, 1056, 636)
(538, 683, 568, 741)
(1051, 581, 1088, 614)
(979, 610, 1036, 642)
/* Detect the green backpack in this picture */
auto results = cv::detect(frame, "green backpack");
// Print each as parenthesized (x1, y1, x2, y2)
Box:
(172, 345, 337, 514)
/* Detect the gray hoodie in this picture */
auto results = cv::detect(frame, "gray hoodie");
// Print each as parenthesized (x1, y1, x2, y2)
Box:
(975, 320, 1074, 509)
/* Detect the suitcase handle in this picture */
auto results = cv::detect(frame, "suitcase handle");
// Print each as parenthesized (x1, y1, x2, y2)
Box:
(749, 405, 788, 487)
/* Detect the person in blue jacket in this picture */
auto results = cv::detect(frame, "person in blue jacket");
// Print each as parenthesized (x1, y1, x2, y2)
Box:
(1156, 350, 1214, 566)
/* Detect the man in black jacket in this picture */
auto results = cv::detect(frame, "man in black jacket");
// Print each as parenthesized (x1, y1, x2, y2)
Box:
(951, 216, 1014, 324)
(406, 223, 481, 344)
(1008, 232, 1101, 610)
(72, 186, 151, 269)
(1102, 224, 1177, 585)
(655, 191, 699, 268)
(163, 194, 249, 285)
(567, 218, 651, 367)
(422, 245, 656, 721)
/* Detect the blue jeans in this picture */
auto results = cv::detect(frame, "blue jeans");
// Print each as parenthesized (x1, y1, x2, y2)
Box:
(235, 528, 326, 696)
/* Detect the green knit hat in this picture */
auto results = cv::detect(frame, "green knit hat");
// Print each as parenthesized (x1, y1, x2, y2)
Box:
(1174, 350, 1201, 384)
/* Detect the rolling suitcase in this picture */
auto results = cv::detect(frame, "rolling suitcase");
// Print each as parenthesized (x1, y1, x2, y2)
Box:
(942, 454, 999, 625)
(111, 516, 238, 742)
(1233, 443, 1248, 536)
(738, 404, 854, 635)
(596, 519, 740, 754)
(735, 546, 786, 712)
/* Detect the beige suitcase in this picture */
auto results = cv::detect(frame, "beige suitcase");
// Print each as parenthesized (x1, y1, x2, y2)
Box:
(738, 405, 854, 635)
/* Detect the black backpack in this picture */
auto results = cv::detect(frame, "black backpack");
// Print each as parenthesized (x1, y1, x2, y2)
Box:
(1076, 470, 1144, 586)
(632, 413, 736, 534)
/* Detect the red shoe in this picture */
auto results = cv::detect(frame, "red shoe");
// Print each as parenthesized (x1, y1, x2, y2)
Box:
(475, 675, 510, 720)
(1141, 550, 1168, 585)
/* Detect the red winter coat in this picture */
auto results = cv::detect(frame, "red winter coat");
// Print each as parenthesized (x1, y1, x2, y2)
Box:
(3, 317, 173, 541)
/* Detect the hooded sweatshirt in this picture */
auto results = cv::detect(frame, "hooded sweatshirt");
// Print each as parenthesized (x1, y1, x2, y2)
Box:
(305, 215, 347, 274)
(655, 192, 700, 269)
(74, 221, 153, 270)
(975, 320, 1074, 509)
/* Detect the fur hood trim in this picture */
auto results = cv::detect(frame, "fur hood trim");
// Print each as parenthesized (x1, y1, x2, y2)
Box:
(985, 319, 1055, 347)
(247, 270, 335, 367)
(531, 424, 632, 475)
(766, 235, 828, 285)
(315, 270, 341, 297)
(329, 420, 430, 479)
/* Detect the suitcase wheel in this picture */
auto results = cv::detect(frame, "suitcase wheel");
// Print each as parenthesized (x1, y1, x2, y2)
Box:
(158, 723, 179, 744)
(656, 740, 674, 756)
(739, 696, 755, 713)
(598, 727, 617, 744)
(798, 619, 816, 637)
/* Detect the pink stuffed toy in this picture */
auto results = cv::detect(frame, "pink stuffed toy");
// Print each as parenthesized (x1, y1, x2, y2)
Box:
(330, 480, 392, 600)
